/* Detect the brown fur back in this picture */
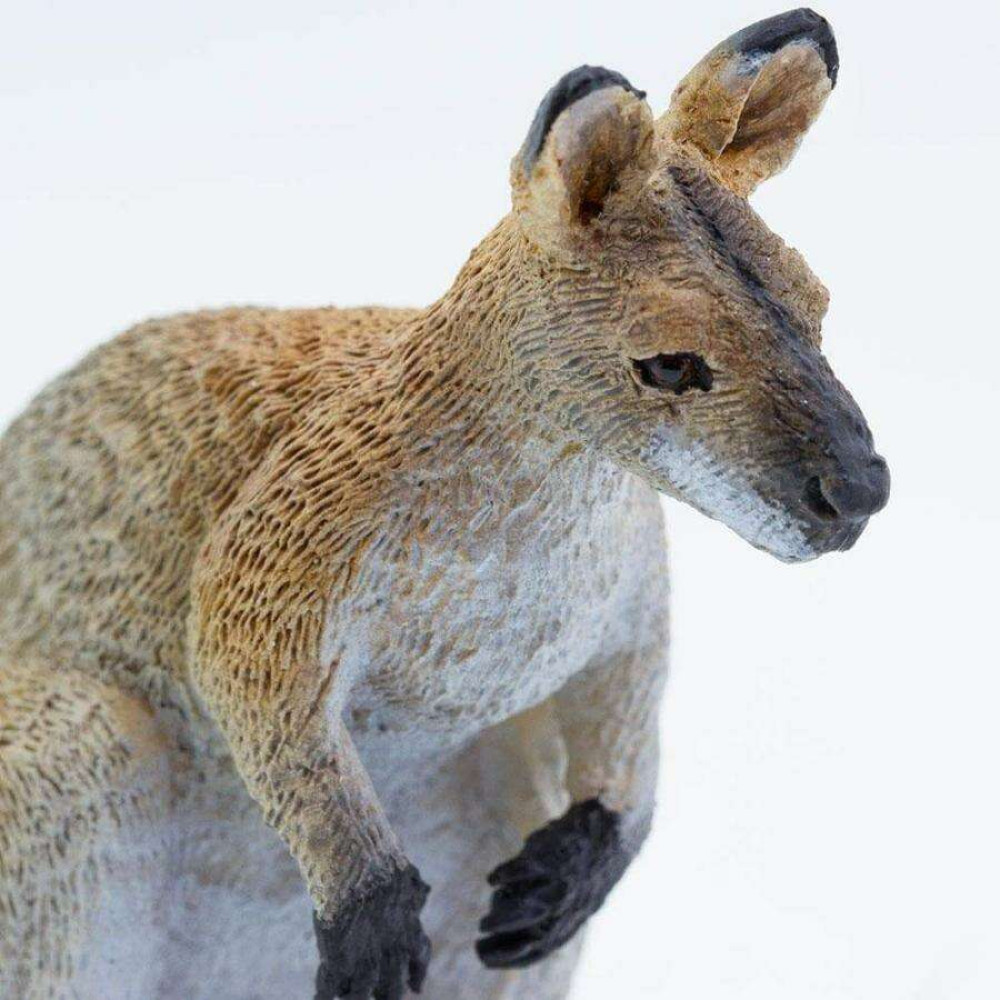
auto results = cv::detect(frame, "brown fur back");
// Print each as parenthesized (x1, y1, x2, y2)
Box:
(0, 305, 418, 725)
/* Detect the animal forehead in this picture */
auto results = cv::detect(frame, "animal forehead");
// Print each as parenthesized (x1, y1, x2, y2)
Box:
(631, 157, 830, 333)
(651, 159, 787, 266)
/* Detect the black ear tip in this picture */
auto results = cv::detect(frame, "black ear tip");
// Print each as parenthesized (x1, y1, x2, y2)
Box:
(728, 8, 839, 86)
(521, 65, 646, 172)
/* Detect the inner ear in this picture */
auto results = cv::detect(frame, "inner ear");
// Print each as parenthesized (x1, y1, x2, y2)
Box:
(717, 42, 832, 174)
(658, 9, 838, 196)
(577, 148, 624, 224)
(512, 66, 654, 240)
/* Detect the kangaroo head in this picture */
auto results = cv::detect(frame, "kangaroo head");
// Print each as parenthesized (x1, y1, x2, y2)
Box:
(504, 9, 888, 562)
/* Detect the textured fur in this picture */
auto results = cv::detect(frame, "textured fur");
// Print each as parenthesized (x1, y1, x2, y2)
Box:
(0, 10, 887, 1000)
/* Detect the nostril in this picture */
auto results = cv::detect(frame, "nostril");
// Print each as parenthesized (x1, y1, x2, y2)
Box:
(803, 475, 840, 522)
(808, 457, 889, 523)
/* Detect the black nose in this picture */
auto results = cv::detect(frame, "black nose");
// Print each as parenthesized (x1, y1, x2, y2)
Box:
(804, 455, 890, 523)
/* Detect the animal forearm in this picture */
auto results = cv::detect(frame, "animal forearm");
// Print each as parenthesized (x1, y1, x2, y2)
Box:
(553, 645, 667, 849)
(190, 648, 431, 995)
(264, 718, 406, 913)
(190, 638, 406, 917)
(476, 650, 666, 970)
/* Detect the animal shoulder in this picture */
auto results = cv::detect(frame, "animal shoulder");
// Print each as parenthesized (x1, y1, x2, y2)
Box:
(0, 305, 425, 614)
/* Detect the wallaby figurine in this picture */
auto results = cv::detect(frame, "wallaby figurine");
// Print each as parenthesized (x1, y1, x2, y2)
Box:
(0, 9, 889, 1000)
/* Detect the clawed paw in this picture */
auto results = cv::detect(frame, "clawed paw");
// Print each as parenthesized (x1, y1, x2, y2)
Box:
(314, 863, 431, 1000)
(476, 799, 631, 969)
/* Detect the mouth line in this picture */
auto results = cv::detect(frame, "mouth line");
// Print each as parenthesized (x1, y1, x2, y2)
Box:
(803, 516, 868, 555)
(835, 519, 867, 551)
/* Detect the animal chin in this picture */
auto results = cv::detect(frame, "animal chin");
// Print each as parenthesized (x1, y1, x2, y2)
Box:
(714, 503, 817, 564)
(748, 531, 820, 564)
(640, 433, 815, 563)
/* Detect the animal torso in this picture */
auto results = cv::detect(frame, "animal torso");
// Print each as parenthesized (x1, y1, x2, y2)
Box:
(0, 304, 666, 994)
(0, 304, 663, 752)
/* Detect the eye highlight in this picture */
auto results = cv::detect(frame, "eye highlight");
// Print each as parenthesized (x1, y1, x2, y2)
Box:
(632, 352, 714, 394)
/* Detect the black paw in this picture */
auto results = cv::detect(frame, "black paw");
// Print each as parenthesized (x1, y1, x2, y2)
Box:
(476, 799, 631, 969)
(314, 862, 431, 1000)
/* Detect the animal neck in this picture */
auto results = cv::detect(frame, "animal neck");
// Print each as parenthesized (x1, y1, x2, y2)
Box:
(393, 216, 528, 393)
(388, 217, 618, 507)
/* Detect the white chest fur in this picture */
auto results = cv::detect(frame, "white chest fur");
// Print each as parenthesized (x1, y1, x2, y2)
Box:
(325, 440, 666, 757)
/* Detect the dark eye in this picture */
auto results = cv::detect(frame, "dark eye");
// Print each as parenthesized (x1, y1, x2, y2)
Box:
(632, 352, 714, 394)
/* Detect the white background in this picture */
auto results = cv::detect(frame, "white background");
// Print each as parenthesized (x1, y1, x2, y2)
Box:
(2, 2, 998, 997)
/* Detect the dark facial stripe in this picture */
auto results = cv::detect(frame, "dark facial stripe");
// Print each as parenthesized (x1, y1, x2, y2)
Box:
(521, 66, 645, 173)
(666, 165, 806, 344)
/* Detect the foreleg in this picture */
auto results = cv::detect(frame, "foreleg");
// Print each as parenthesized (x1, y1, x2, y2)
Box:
(478, 586, 669, 969)
(190, 462, 431, 1000)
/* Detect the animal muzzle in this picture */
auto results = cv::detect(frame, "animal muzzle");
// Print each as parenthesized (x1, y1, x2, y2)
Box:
(800, 450, 890, 553)
(768, 343, 890, 557)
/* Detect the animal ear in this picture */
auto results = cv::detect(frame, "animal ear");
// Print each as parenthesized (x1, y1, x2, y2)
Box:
(511, 66, 655, 245)
(659, 8, 838, 196)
